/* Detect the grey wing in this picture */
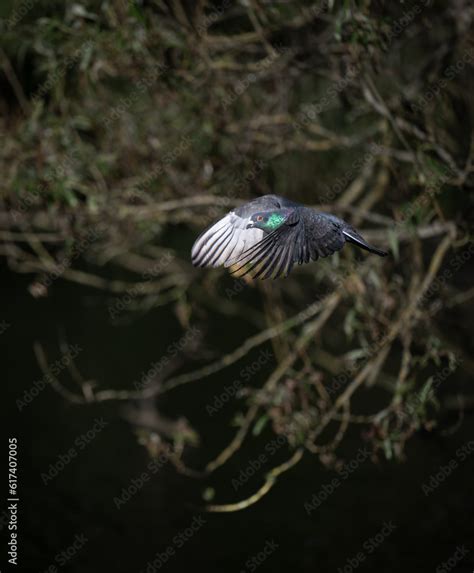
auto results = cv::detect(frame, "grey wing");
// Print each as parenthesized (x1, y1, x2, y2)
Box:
(191, 210, 265, 268)
(229, 206, 347, 275)
(229, 209, 301, 280)
(191, 195, 286, 269)
(294, 210, 346, 263)
(228, 207, 345, 280)
(233, 194, 284, 218)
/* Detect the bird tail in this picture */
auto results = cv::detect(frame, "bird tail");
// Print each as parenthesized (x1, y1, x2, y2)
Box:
(342, 228, 388, 257)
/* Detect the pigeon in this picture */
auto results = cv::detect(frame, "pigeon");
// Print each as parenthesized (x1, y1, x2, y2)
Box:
(191, 194, 387, 279)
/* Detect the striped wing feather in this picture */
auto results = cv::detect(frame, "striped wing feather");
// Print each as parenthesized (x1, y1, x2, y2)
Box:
(229, 210, 302, 279)
(191, 200, 363, 280)
(191, 211, 266, 268)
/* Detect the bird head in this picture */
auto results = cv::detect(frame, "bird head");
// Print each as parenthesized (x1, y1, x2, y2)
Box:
(246, 209, 292, 232)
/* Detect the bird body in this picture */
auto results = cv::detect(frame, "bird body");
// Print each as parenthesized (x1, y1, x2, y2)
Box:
(191, 194, 387, 279)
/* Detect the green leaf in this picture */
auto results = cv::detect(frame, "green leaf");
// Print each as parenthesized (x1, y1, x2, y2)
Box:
(345, 348, 368, 362)
(202, 487, 215, 502)
(419, 376, 434, 405)
(388, 229, 399, 261)
(383, 438, 392, 460)
(252, 415, 269, 436)
(343, 308, 357, 338)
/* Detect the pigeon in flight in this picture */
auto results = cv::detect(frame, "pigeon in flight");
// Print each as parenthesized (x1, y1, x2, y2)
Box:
(191, 194, 387, 279)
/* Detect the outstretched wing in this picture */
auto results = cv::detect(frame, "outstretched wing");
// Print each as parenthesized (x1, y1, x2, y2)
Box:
(229, 209, 348, 279)
(191, 195, 283, 268)
(229, 209, 303, 279)
(295, 211, 347, 263)
(191, 201, 370, 280)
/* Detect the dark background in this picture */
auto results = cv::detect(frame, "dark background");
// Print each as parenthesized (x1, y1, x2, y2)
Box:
(2, 1, 474, 571)
(3, 267, 474, 572)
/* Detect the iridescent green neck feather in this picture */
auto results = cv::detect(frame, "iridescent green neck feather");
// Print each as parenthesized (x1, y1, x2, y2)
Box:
(265, 212, 286, 230)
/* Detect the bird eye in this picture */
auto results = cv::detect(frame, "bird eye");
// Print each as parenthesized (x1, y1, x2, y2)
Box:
(256, 215, 263, 221)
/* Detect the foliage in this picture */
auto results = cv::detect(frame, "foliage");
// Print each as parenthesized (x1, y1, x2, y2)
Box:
(1, 0, 473, 510)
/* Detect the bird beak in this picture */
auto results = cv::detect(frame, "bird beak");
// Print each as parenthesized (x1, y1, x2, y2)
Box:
(246, 222, 254, 229)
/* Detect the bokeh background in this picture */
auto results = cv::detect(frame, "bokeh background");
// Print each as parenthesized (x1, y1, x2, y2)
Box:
(2, 1, 474, 571)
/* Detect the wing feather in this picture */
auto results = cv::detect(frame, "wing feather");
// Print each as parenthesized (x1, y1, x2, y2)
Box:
(192, 216, 230, 260)
(192, 199, 386, 279)
(229, 234, 277, 278)
(274, 242, 293, 278)
(191, 211, 265, 268)
(194, 224, 231, 267)
(205, 226, 235, 266)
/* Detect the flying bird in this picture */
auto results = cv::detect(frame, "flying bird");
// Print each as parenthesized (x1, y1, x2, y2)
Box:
(191, 195, 387, 279)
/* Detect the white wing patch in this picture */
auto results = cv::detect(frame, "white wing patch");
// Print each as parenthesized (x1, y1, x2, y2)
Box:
(191, 211, 265, 268)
